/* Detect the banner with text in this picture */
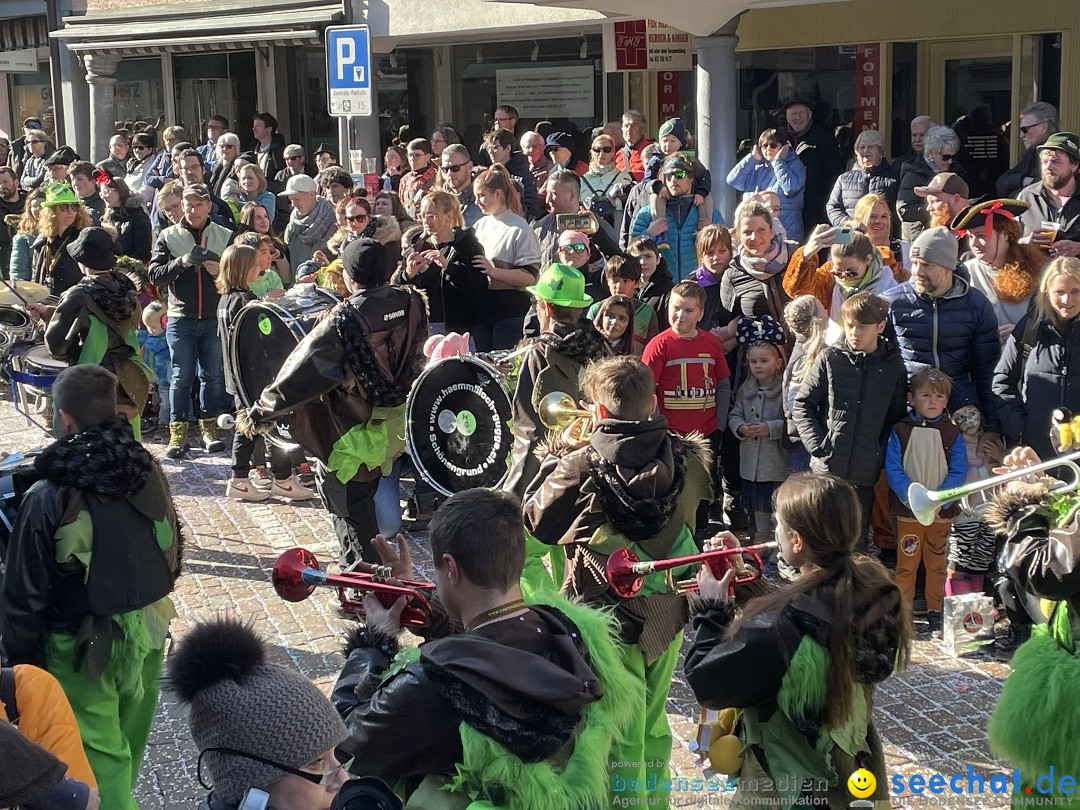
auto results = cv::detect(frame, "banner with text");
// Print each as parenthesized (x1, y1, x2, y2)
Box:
(604, 20, 694, 72)
(853, 43, 881, 131)
(495, 65, 595, 118)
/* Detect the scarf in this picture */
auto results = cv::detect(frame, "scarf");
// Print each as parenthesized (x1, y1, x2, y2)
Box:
(289, 196, 337, 247)
(537, 319, 611, 365)
(735, 234, 790, 281)
(34, 415, 154, 498)
(835, 247, 885, 297)
(79, 270, 138, 323)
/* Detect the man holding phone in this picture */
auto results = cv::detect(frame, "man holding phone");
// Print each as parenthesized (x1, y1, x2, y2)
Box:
(148, 183, 235, 457)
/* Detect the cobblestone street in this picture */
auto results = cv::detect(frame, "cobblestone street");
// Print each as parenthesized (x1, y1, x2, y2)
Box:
(0, 399, 1014, 809)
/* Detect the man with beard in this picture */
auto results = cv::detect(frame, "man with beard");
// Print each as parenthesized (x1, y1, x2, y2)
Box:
(0, 166, 26, 272)
(914, 172, 970, 232)
(1019, 132, 1080, 256)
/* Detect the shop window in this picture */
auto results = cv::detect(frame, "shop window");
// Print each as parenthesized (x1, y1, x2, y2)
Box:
(114, 57, 164, 128)
(8, 66, 54, 141)
(173, 52, 257, 148)
(890, 43, 917, 160)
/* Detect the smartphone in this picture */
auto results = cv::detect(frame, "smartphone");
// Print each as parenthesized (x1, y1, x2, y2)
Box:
(189, 246, 222, 266)
(833, 227, 853, 245)
(556, 213, 594, 233)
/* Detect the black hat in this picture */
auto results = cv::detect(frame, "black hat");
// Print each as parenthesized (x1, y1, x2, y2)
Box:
(950, 199, 1029, 235)
(782, 97, 813, 111)
(66, 226, 116, 271)
(544, 131, 574, 155)
(238, 150, 258, 164)
(341, 237, 390, 287)
(44, 145, 79, 166)
(314, 142, 336, 157)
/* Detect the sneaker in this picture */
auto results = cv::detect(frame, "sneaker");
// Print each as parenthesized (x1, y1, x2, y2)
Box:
(270, 474, 316, 501)
(251, 466, 273, 491)
(911, 597, 928, 617)
(199, 418, 225, 452)
(165, 421, 189, 459)
(777, 556, 801, 582)
(926, 610, 943, 638)
(297, 461, 316, 485)
(226, 478, 271, 501)
(994, 622, 1032, 662)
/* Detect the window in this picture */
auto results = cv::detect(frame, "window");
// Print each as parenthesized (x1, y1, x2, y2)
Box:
(173, 52, 257, 147)
(114, 57, 165, 126)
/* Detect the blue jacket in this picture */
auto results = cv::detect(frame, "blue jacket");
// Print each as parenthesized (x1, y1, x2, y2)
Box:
(9, 233, 33, 280)
(885, 410, 967, 506)
(883, 276, 1002, 430)
(725, 151, 806, 241)
(137, 329, 171, 387)
(630, 197, 722, 283)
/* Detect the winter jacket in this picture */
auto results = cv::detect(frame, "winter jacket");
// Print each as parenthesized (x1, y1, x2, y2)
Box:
(792, 334, 909, 487)
(505, 151, 541, 220)
(637, 259, 675, 330)
(107, 198, 154, 262)
(630, 197, 722, 282)
(684, 578, 902, 808)
(884, 276, 1002, 428)
(993, 313, 1080, 461)
(580, 165, 634, 218)
(1018, 180, 1080, 244)
(996, 148, 1040, 200)
(148, 220, 235, 319)
(729, 377, 788, 483)
(400, 164, 438, 220)
(896, 156, 935, 242)
(616, 138, 654, 182)
(523, 417, 712, 660)
(690, 265, 735, 332)
(619, 180, 650, 251)
(216, 288, 256, 398)
(790, 120, 843, 234)
(255, 133, 287, 187)
(720, 242, 800, 323)
(726, 150, 807, 241)
(9, 232, 33, 280)
(826, 161, 899, 227)
(392, 226, 488, 330)
(31, 227, 83, 297)
(885, 410, 967, 518)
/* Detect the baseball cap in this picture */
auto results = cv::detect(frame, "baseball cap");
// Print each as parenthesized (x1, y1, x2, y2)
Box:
(182, 183, 211, 200)
(914, 172, 970, 199)
(1036, 132, 1080, 163)
(910, 226, 959, 269)
(279, 174, 318, 196)
(544, 132, 574, 155)
(661, 154, 695, 177)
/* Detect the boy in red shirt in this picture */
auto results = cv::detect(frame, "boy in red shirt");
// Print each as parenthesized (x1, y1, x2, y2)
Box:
(643, 280, 730, 528)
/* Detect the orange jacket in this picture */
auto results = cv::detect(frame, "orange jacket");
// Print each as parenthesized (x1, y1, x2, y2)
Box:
(782, 243, 908, 314)
(1, 664, 97, 787)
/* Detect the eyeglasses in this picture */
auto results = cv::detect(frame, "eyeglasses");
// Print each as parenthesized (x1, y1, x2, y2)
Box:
(558, 243, 587, 254)
(54, 204, 78, 212)
(591, 146, 613, 154)
(197, 748, 349, 790)
(939, 153, 956, 162)
(26, 140, 42, 145)
(407, 151, 428, 159)
(493, 116, 513, 124)
(133, 145, 149, 152)
(665, 170, 688, 180)
(346, 213, 370, 223)
(442, 162, 468, 173)
(285, 155, 304, 162)
(1020, 124, 1043, 135)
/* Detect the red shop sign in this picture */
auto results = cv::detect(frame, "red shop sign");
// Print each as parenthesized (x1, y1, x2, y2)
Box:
(854, 43, 880, 131)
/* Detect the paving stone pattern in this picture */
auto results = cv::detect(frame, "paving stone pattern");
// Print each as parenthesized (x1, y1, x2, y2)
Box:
(0, 401, 1014, 808)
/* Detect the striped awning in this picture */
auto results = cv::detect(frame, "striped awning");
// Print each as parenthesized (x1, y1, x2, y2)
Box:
(0, 15, 48, 52)
(51, 1, 340, 54)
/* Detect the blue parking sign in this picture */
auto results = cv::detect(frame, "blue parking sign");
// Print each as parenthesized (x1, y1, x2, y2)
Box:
(326, 26, 372, 116)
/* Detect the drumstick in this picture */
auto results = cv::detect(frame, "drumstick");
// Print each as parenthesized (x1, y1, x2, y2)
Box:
(0, 278, 29, 306)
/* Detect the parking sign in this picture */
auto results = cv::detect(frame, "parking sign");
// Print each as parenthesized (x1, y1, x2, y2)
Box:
(326, 26, 372, 117)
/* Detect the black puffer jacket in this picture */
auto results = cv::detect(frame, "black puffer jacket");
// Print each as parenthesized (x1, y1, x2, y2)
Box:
(792, 333, 909, 488)
(896, 156, 935, 242)
(993, 313, 1080, 461)
(826, 161, 899, 227)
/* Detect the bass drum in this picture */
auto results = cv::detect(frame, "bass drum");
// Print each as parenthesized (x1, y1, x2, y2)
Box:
(406, 356, 513, 496)
(229, 287, 341, 407)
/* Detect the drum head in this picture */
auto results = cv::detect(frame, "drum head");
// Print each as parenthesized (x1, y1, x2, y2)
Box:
(406, 357, 513, 496)
(0, 307, 30, 330)
(25, 345, 68, 373)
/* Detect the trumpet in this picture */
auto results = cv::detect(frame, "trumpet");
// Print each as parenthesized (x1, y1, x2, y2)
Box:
(907, 448, 1080, 527)
(606, 541, 779, 599)
(538, 391, 594, 441)
(272, 548, 436, 627)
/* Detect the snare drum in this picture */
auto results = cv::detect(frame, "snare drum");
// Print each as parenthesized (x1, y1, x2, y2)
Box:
(405, 356, 514, 496)
(229, 286, 341, 406)
(9, 345, 69, 397)
(0, 306, 34, 359)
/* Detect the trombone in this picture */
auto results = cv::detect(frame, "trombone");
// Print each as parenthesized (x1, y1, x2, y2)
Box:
(907, 448, 1080, 527)
(606, 541, 779, 598)
(538, 391, 594, 442)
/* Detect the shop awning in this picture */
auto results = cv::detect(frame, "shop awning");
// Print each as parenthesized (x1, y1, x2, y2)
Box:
(481, 0, 848, 37)
(0, 15, 47, 52)
(52, 0, 342, 54)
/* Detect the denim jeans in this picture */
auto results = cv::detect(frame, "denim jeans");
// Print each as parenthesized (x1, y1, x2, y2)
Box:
(374, 456, 404, 537)
(166, 316, 228, 422)
(472, 315, 525, 352)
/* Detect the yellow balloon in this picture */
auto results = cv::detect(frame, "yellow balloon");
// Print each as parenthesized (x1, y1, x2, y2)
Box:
(708, 734, 744, 774)
(847, 768, 877, 799)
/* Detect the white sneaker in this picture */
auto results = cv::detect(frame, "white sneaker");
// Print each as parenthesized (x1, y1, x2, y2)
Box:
(250, 466, 273, 491)
(270, 474, 316, 501)
(226, 478, 271, 501)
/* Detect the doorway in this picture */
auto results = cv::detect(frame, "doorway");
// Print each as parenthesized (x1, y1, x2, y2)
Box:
(926, 38, 1012, 198)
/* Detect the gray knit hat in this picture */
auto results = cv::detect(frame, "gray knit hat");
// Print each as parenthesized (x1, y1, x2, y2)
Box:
(910, 226, 958, 269)
(167, 617, 349, 804)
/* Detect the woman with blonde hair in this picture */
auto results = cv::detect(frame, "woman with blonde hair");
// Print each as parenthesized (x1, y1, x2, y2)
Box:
(32, 182, 91, 295)
(579, 133, 632, 226)
(394, 189, 487, 334)
(236, 163, 276, 221)
(994, 256, 1080, 460)
(216, 242, 314, 502)
(721, 198, 799, 322)
(471, 164, 541, 349)
(8, 186, 45, 280)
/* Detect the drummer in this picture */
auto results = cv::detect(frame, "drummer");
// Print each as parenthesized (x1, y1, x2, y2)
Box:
(33, 227, 153, 438)
(238, 237, 428, 567)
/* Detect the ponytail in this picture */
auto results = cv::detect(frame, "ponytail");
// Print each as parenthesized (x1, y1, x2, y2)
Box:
(474, 163, 523, 217)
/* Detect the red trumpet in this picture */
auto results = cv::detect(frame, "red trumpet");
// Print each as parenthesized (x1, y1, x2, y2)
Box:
(606, 541, 779, 599)
(272, 548, 437, 627)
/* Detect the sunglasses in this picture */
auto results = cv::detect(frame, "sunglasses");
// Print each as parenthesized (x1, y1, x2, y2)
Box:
(285, 155, 304, 162)
(665, 170, 688, 180)
(26, 140, 43, 145)
(1019, 124, 1041, 134)
(346, 213, 369, 223)
(591, 146, 613, 154)
(133, 145, 149, 151)
(831, 266, 864, 279)
(442, 162, 468, 173)
(558, 243, 587, 254)
(54, 204, 78, 212)
(939, 153, 956, 162)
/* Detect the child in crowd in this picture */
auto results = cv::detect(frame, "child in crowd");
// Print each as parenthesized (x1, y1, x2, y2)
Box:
(525, 355, 713, 806)
(643, 280, 731, 530)
(792, 292, 908, 546)
(643, 118, 713, 247)
(216, 243, 314, 502)
(885, 368, 968, 633)
(555, 228, 606, 301)
(781, 294, 826, 473)
(593, 293, 635, 356)
(945, 405, 1000, 597)
(685, 474, 911, 808)
(727, 325, 788, 549)
(629, 236, 675, 330)
(586, 255, 659, 356)
(235, 232, 285, 298)
(137, 299, 170, 434)
(691, 225, 736, 332)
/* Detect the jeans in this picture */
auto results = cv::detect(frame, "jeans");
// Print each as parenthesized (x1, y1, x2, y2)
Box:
(166, 316, 228, 422)
(374, 456, 404, 537)
(472, 315, 525, 352)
